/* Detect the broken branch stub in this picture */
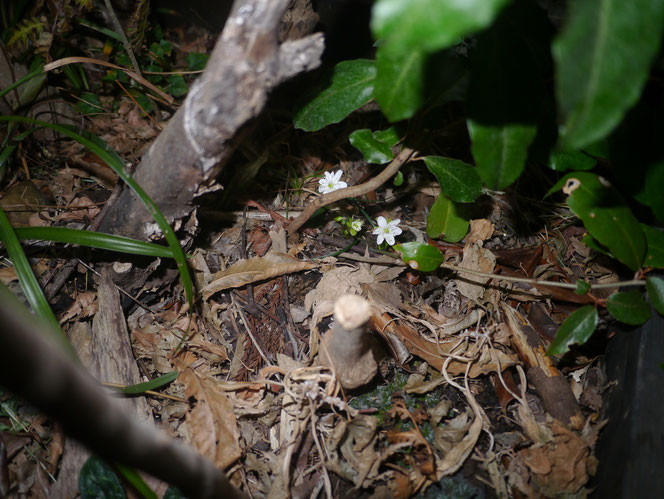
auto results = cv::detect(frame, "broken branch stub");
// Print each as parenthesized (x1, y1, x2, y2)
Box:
(319, 294, 379, 389)
(97, 0, 325, 241)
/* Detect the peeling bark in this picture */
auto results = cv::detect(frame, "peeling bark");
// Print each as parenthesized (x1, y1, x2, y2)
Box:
(97, 0, 324, 241)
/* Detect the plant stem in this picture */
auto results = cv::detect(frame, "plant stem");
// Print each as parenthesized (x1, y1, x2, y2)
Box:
(288, 147, 417, 234)
(439, 262, 645, 291)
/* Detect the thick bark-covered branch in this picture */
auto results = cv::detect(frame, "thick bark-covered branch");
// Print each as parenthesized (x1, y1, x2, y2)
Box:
(97, 0, 324, 240)
(0, 283, 245, 499)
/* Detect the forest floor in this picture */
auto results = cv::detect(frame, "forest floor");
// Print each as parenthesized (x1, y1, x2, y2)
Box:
(0, 14, 614, 499)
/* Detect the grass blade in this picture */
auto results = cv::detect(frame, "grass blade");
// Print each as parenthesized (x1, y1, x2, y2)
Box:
(0, 116, 194, 309)
(0, 208, 74, 356)
(118, 371, 178, 395)
(16, 227, 175, 258)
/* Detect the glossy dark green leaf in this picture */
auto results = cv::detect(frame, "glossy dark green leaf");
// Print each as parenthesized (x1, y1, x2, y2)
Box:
(371, 0, 511, 56)
(349, 129, 395, 164)
(555, 172, 645, 270)
(394, 241, 444, 272)
(575, 280, 591, 295)
(374, 47, 425, 122)
(15, 227, 175, 258)
(293, 60, 376, 131)
(79, 457, 125, 499)
(468, 121, 536, 190)
(424, 156, 483, 203)
(426, 194, 469, 242)
(547, 305, 598, 356)
(119, 371, 178, 395)
(641, 224, 664, 268)
(646, 277, 664, 315)
(373, 127, 400, 146)
(548, 148, 596, 172)
(607, 290, 651, 325)
(554, 0, 664, 149)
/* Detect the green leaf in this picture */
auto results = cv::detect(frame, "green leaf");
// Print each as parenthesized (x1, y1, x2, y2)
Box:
(547, 305, 598, 356)
(19, 58, 46, 107)
(0, 207, 72, 354)
(468, 121, 537, 190)
(394, 241, 444, 272)
(575, 280, 591, 295)
(607, 290, 651, 325)
(554, 0, 664, 149)
(349, 128, 395, 164)
(119, 371, 178, 395)
(646, 277, 664, 315)
(186, 52, 208, 71)
(114, 464, 157, 499)
(374, 47, 425, 122)
(165, 75, 188, 97)
(0, 116, 194, 310)
(293, 60, 376, 132)
(548, 148, 596, 172)
(77, 92, 102, 115)
(15, 227, 175, 258)
(424, 156, 482, 203)
(642, 224, 664, 268)
(427, 194, 469, 242)
(371, 0, 512, 56)
(79, 457, 125, 499)
(393, 171, 404, 186)
(558, 172, 646, 270)
(0, 68, 43, 102)
(373, 127, 400, 146)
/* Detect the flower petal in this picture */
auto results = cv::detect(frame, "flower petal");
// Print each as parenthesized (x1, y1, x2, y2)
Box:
(376, 216, 387, 228)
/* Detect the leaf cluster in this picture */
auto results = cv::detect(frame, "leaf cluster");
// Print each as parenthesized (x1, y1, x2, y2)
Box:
(293, 0, 664, 354)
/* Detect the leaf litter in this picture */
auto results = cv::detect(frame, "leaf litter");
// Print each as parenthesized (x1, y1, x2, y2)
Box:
(0, 24, 620, 499)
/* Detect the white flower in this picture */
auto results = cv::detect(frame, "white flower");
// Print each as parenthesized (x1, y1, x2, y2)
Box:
(372, 216, 402, 246)
(318, 170, 347, 194)
(350, 218, 363, 233)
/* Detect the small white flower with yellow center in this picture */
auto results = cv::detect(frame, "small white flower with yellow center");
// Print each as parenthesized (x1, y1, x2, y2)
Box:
(372, 216, 402, 246)
(318, 170, 347, 194)
(350, 218, 363, 234)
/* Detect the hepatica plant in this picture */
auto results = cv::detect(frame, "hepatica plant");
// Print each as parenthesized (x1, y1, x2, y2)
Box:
(292, 0, 664, 355)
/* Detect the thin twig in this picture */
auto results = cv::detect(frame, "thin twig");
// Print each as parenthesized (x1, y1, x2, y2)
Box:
(103, 0, 142, 78)
(232, 296, 274, 366)
(440, 262, 645, 291)
(287, 147, 417, 234)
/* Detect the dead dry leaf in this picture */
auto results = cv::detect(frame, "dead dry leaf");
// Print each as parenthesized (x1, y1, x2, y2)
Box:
(174, 354, 242, 469)
(466, 219, 495, 245)
(203, 252, 317, 298)
(517, 421, 591, 495)
(455, 243, 496, 302)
